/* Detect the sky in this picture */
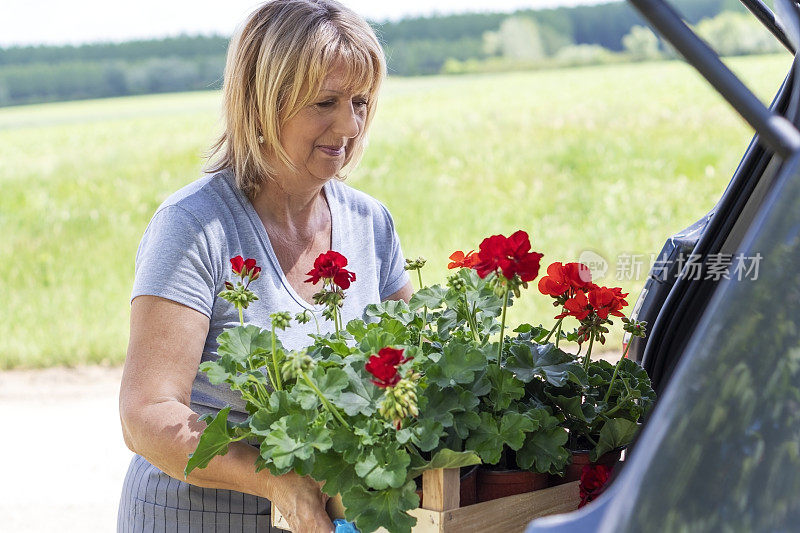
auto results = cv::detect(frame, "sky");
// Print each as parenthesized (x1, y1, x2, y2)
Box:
(0, 0, 612, 47)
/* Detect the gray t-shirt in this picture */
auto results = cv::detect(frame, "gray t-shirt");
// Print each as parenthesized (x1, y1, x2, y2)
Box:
(132, 169, 409, 419)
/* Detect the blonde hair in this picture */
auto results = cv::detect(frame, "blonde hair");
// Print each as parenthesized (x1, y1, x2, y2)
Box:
(206, 0, 386, 199)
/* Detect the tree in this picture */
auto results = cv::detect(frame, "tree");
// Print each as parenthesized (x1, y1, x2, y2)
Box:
(496, 16, 546, 61)
(695, 11, 783, 56)
(622, 26, 661, 60)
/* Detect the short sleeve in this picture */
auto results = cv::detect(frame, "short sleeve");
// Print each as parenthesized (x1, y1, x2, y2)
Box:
(376, 203, 410, 299)
(131, 205, 218, 317)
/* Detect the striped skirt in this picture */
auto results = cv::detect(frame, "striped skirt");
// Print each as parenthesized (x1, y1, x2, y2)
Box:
(117, 454, 274, 532)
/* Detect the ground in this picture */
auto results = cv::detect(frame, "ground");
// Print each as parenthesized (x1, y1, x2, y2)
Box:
(0, 366, 132, 532)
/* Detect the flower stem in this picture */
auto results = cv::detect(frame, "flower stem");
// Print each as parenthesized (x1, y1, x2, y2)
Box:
(238, 306, 244, 327)
(583, 332, 595, 371)
(300, 369, 349, 428)
(466, 299, 480, 343)
(543, 316, 564, 344)
(311, 310, 320, 335)
(271, 324, 283, 391)
(497, 288, 510, 367)
(602, 342, 631, 403)
(417, 270, 427, 349)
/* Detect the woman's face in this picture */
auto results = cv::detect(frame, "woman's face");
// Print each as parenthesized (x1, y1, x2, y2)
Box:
(279, 62, 368, 185)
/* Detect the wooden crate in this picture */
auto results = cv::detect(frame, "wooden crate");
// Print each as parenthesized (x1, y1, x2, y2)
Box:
(271, 468, 580, 532)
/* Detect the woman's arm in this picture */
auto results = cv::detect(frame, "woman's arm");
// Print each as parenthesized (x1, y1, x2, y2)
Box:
(119, 295, 333, 532)
(384, 280, 413, 303)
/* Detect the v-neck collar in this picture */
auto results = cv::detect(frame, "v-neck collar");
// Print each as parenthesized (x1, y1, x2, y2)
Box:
(223, 170, 342, 310)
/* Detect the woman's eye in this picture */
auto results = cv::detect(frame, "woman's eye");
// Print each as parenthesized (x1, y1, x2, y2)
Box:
(353, 99, 368, 108)
(316, 100, 335, 108)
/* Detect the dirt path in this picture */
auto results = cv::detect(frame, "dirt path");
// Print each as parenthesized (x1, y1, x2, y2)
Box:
(0, 366, 132, 532)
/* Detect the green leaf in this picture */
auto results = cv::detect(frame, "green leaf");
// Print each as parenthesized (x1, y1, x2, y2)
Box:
(513, 323, 549, 342)
(419, 385, 464, 427)
(311, 450, 360, 497)
(593, 418, 639, 460)
(333, 364, 382, 416)
(185, 406, 234, 477)
(355, 445, 411, 490)
(451, 410, 482, 440)
(505, 341, 586, 387)
(551, 394, 598, 424)
(359, 327, 400, 354)
(249, 391, 306, 436)
(259, 414, 332, 473)
(293, 366, 349, 410)
(216, 325, 277, 366)
(515, 410, 570, 474)
(409, 285, 448, 311)
(199, 359, 236, 386)
(408, 419, 445, 452)
(331, 425, 362, 463)
(406, 448, 482, 480)
(465, 412, 534, 464)
(485, 365, 525, 411)
(363, 300, 415, 323)
(345, 319, 370, 341)
(354, 419, 386, 447)
(426, 340, 488, 387)
(342, 481, 419, 533)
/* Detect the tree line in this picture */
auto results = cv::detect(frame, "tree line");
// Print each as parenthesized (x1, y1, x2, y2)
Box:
(0, 0, 772, 106)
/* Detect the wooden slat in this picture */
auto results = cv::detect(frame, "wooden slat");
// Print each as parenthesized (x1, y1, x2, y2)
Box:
(422, 468, 460, 512)
(439, 481, 580, 532)
(271, 480, 580, 532)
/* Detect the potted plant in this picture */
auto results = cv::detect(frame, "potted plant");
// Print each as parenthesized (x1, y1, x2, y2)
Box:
(530, 261, 656, 483)
(185, 232, 657, 532)
(184, 253, 480, 533)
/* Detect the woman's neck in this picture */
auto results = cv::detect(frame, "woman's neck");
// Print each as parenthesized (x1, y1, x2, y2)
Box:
(251, 176, 328, 235)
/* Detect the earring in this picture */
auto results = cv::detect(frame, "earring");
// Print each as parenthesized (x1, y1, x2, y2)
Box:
(257, 135, 264, 144)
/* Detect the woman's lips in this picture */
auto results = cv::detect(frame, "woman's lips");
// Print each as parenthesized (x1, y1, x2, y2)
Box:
(318, 145, 345, 157)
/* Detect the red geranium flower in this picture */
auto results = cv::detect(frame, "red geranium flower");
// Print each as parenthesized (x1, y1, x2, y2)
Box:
(305, 250, 356, 289)
(538, 262, 593, 298)
(556, 289, 592, 321)
(447, 250, 479, 269)
(365, 347, 411, 389)
(230, 256, 261, 281)
(473, 230, 543, 282)
(587, 286, 629, 320)
(578, 464, 612, 508)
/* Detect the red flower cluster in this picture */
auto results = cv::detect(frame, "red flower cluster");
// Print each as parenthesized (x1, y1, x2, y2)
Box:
(365, 347, 411, 389)
(230, 256, 261, 281)
(447, 250, 479, 270)
(588, 286, 629, 320)
(305, 250, 356, 289)
(473, 230, 543, 282)
(578, 464, 612, 508)
(551, 283, 629, 323)
(538, 262, 592, 298)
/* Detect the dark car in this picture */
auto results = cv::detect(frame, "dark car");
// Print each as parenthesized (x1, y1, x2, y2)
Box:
(527, 0, 800, 531)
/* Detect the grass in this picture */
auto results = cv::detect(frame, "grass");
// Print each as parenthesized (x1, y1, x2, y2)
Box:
(0, 54, 792, 368)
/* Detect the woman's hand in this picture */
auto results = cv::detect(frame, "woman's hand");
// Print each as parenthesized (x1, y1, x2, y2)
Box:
(269, 472, 333, 533)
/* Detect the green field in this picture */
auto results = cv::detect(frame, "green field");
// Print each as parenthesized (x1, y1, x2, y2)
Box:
(0, 54, 792, 368)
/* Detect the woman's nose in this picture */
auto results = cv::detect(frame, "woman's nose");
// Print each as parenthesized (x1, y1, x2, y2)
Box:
(333, 102, 361, 139)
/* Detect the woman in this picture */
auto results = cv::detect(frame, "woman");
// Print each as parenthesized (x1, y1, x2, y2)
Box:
(117, 1, 412, 531)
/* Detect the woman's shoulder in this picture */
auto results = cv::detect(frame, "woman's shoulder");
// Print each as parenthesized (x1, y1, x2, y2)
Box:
(153, 169, 241, 223)
(327, 179, 392, 220)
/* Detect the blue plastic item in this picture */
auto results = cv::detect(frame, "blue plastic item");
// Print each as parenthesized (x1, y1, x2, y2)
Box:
(333, 518, 360, 533)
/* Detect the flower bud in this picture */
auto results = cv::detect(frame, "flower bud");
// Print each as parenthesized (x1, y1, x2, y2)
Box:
(281, 350, 315, 381)
(446, 273, 465, 292)
(404, 257, 427, 271)
(378, 377, 419, 429)
(270, 311, 292, 330)
(294, 310, 312, 324)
